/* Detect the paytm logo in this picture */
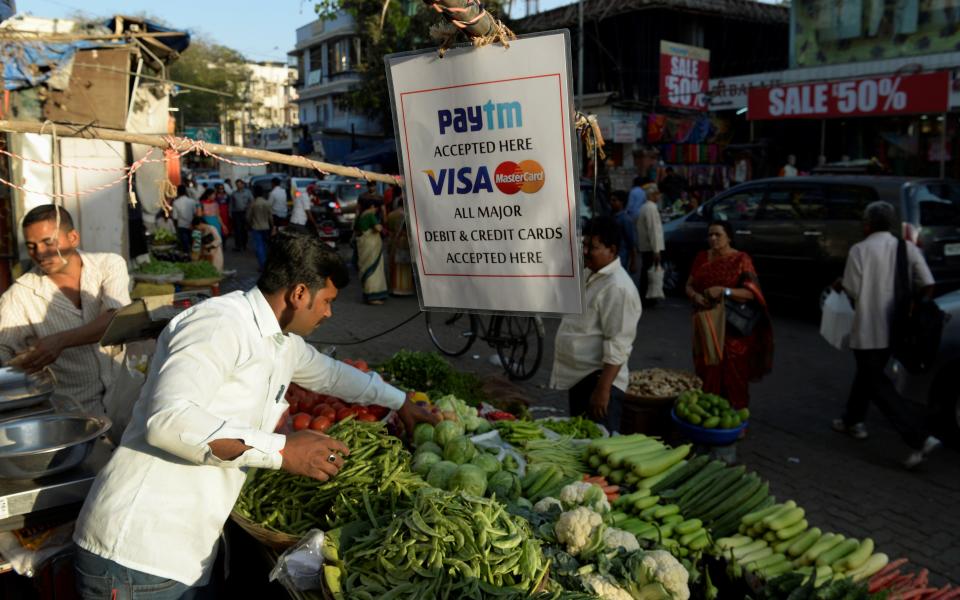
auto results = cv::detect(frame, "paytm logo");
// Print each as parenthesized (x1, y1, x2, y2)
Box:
(437, 100, 523, 134)
(423, 160, 544, 196)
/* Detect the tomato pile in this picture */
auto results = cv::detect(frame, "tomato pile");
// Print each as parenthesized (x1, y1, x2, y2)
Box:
(285, 359, 390, 432)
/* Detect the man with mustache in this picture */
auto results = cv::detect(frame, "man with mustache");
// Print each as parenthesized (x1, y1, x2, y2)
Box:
(0, 204, 130, 414)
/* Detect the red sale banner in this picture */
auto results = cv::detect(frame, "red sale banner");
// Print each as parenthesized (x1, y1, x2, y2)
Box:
(747, 71, 949, 120)
(659, 40, 710, 111)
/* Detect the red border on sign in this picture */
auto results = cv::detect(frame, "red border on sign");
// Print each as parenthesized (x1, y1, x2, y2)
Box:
(399, 73, 576, 278)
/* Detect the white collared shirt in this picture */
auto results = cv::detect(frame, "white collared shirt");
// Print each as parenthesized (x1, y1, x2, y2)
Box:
(635, 201, 664, 253)
(0, 251, 130, 413)
(550, 259, 642, 392)
(73, 288, 405, 586)
(269, 187, 288, 218)
(842, 231, 934, 350)
(290, 192, 311, 226)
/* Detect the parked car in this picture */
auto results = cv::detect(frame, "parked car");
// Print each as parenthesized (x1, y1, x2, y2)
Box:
(662, 176, 960, 302)
(888, 289, 960, 443)
(314, 179, 367, 239)
(250, 173, 290, 199)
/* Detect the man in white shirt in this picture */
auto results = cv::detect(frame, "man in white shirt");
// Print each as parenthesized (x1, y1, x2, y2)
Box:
(229, 179, 254, 251)
(834, 201, 940, 468)
(550, 216, 642, 431)
(0, 205, 130, 414)
(269, 177, 289, 228)
(635, 182, 665, 304)
(73, 232, 438, 596)
(170, 184, 197, 253)
(288, 180, 316, 234)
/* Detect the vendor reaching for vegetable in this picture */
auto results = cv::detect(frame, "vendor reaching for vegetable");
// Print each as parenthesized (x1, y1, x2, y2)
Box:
(72, 231, 438, 598)
(550, 216, 642, 432)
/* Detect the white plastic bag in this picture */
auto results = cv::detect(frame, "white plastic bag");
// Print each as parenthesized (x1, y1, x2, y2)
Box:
(269, 530, 325, 592)
(646, 266, 665, 300)
(820, 290, 854, 350)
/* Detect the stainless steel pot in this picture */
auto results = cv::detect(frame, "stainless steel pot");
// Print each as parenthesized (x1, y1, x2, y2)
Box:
(0, 414, 111, 479)
(0, 367, 55, 412)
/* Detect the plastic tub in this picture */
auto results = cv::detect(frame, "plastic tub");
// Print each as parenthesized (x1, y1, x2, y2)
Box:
(670, 408, 746, 446)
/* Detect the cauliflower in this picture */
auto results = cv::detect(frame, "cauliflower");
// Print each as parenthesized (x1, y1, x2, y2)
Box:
(603, 527, 640, 553)
(628, 550, 690, 600)
(554, 507, 604, 556)
(581, 573, 634, 600)
(559, 481, 611, 513)
(534, 497, 563, 514)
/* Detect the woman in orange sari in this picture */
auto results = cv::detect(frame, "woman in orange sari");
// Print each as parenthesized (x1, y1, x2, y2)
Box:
(685, 220, 773, 409)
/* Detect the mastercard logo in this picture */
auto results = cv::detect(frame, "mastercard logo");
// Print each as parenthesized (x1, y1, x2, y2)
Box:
(494, 160, 545, 195)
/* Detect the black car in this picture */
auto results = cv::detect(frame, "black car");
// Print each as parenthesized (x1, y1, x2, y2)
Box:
(663, 176, 960, 302)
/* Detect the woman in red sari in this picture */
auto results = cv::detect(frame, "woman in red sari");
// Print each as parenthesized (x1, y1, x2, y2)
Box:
(685, 220, 773, 409)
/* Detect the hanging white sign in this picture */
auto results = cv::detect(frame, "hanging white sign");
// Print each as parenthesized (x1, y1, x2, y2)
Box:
(385, 32, 582, 315)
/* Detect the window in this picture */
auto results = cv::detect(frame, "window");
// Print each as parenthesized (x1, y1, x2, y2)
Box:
(912, 182, 960, 226)
(825, 185, 877, 220)
(759, 186, 826, 220)
(709, 189, 763, 222)
(308, 45, 324, 74)
(329, 38, 352, 74)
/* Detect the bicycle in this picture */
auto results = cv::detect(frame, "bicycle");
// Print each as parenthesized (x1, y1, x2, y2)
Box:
(425, 311, 545, 381)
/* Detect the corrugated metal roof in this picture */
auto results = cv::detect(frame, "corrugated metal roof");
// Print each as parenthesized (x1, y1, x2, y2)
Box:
(515, 0, 789, 31)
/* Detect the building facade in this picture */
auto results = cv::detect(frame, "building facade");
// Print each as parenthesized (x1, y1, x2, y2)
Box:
(221, 61, 299, 153)
(288, 13, 384, 164)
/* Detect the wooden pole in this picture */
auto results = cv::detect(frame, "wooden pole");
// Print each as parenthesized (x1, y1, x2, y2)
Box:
(0, 120, 401, 185)
(422, 0, 515, 46)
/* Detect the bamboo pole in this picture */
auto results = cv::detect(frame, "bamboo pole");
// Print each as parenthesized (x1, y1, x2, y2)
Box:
(0, 120, 401, 185)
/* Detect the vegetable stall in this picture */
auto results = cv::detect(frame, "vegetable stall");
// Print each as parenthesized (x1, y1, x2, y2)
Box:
(229, 350, 957, 600)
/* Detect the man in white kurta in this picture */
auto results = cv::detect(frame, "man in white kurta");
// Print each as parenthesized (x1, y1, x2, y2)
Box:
(0, 205, 130, 414)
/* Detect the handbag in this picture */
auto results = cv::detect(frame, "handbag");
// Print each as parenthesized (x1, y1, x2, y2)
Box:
(646, 266, 665, 300)
(892, 239, 946, 373)
(819, 290, 854, 350)
(724, 298, 762, 337)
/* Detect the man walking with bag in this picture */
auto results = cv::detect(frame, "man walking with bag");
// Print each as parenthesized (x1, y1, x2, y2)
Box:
(833, 201, 941, 469)
(634, 182, 665, 305)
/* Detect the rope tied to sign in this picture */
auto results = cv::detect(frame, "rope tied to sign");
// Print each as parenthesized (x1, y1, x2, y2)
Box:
(422, 0, 516, 56)
(575, 112, 606, 161)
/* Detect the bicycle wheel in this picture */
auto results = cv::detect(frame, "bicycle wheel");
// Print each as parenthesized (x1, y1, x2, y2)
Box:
(425, 311, 478, 357)
(493, 316, 544, 381)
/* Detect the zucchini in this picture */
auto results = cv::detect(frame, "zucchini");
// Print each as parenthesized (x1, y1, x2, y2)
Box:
(652, 454, 710, 493)
(760, 501, 799, 528)
(679, 528, 706, 547)
(608, 443, 666, 468)
(640, 505, 661, 520)
(836, 538, 873, 571)
(763, 531, 777, 543)
(613, 488, 650, 508)
(758, 559, 794, 580)
(731, 539, 767, 560)
(610, 512, 630, 525)
(786, 527, 822, 558)
(817, 538, 859, 568)
(715, 535, 753, 550)
(711, 490, 774, 538)
(747, 552, 787, 571)
(742, 502, 786, 527)
(661, 514, 685, 525)
(629, 444, 692, 478)
(776, 519, 808, 540)
(598, 464, 611, 477)
(674, 518, 703, 536)
(638, 458, 687, 490)
(678, 467, 728, 509)
(624, 472, 640, 487)
(608, 469, 626, 485)
(632, 495, 660, 512)
(848, 552, 888, 583)
(737, 546, 773, 566)
(773, 536, 798, 555)
(653, 504, 680, 519)
(587, 454, 602, 469)
(768, 507, 806, 532)
(687, 529, 710, 551)
(800, 533, 843, 566)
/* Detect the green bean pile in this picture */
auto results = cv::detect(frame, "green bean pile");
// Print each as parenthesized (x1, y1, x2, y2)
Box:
(494, 420, 545, 445)
(335, 488, 549, 599)
(523, 436, 588, 480)
(233, 419, 424, 535)
(538, 416, 605, 440)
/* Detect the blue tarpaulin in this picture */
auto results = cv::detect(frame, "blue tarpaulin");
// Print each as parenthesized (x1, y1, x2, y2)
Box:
(1, 40, 115, 90)
(343, 139, 397, 167)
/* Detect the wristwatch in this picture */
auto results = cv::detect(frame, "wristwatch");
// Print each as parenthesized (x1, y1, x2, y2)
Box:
(724, 288, 732, 298)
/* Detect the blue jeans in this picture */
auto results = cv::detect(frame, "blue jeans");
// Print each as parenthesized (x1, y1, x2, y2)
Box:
(251, 229, 270, 268)
(176, 228, 193, 254)
(74, 548, 191, 600)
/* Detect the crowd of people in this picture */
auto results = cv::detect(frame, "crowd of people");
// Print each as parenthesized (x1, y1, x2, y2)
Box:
(156, 173, 414, 305)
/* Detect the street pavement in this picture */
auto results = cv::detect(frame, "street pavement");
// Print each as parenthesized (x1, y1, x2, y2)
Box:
(222, 244, 959, 586)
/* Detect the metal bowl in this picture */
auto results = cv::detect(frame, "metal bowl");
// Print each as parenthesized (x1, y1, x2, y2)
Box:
(0, 414, 111, 479)
(0, 367, 55, 412)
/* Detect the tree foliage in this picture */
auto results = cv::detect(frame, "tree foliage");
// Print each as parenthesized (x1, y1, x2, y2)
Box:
(314, 0, 508, 134)
(170, 38, 251, 126)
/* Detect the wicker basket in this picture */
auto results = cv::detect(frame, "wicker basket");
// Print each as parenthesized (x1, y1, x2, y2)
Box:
(229, 509, 299, 551)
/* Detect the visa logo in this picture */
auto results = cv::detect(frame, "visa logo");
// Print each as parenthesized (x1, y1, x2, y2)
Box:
(437, 100, 523, 135)
(423, 167, 493, 195)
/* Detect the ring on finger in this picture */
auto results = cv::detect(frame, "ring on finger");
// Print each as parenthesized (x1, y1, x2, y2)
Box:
(327, 453, 338, 463)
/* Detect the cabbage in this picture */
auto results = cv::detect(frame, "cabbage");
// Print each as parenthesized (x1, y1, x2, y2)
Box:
(434, 420, 464, 446)
(442, 437, 476, 465)
(487, 471, 521, 501)
(448, 464, 487, 496)
(413, 423, 435, 446)
(414, 441, 443, 457)
(472, 419, 493, 434)
(464, 415, 489, 433)
(413, 452, 442, 477)
(426, 460, 458, 490)
(470, 452, 501, 476)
